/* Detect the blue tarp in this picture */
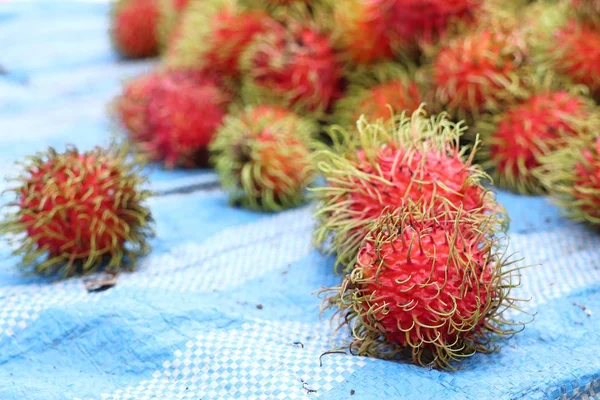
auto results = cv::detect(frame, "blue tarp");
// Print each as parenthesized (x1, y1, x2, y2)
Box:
(1, 2, 599, 399)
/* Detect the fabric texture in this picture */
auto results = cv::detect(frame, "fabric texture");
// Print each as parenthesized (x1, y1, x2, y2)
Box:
(1, 2, 600, 399)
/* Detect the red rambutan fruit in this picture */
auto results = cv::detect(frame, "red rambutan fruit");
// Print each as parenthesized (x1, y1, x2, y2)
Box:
(333, 63, 422, 128)
(477, 73, 594, 194)
(111, 0, 160, 59)
(313, 107, 502, 272)
(0, 146, 154, 277)
(550, 19, 600, 99)
(535, 133, 600, 225)
(210, 105, 318, 211)
(166, 0, 277, 78)
(331, 0, 401, 65)
(321, 208, 528, 370)
(241, 21, 342, 114)
(113, 71, 162, 142)
(136, 70, 232, 168)
(392, 0, 483, 48)
(424, 26, 527, 119)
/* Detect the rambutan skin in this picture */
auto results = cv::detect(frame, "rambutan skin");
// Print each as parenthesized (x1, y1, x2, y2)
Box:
(210, 105, 317, 211)
(479, 90, 590, 194)
(321, 210, 527, 370)
(111, 0, 160, 59)
(0, 146, 154, 278)
(241, 22, 343, 114)
(535, 134, 600, 225)
(551, 20, 600, 99)
(313, 108, 501, 272)
(427, 27, 526, 118)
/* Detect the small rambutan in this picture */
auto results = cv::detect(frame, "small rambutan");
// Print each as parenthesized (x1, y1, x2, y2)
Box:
(210, 105, 317, 211)
(313, 107, 501, 272)
(331, 0, 401, 65)
(535, 133, 600, 225)
(321, 208, 527, 370)
(333, 63, 422, 128)
(111, 0, 160, 59)
(549, 19, 600, 99)
(113, 71, 161, 142)
(166, 0, 277, 78)
(423, 26, 527, 119)
(477, 74, 593, 194)
(241, 20, 342, 114)
(0, 146, 154, 277)
(138, 70, 232, 168)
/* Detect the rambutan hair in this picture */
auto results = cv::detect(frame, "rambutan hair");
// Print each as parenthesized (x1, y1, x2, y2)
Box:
(210, 105, 318, 211)
(320, 207, 529, 370)
(313, 106, 503, 273)
(0, 145, 154, 277)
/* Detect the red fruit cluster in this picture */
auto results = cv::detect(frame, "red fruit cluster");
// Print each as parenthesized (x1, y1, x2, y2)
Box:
(112, 0, 160, 58)
(246, 23, 342, 112)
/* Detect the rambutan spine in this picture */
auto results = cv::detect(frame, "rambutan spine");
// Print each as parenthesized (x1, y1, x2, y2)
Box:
(0, 145, 154, 278)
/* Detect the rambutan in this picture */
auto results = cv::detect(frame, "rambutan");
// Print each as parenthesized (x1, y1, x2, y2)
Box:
(423, 26, 527, 119)
(137, 70, 232, 168)
(477, 74, 593, 194)
(313, 107, 501, 272)
(156, 0, 191, 52)
(0, 146, 154, 278)
(166, 0, 277, 78)
(549, 19, 600, 99)
(111, 0, 160, 59)
(392, 0, 483, 48)
(241, 20, 342, 114)
(113, 71, 161, 142)
(535, 133, 600, 225)
(571, 0, 600, 27)
(210, 105, 317, 211)
(331, 0, 401, 65)
(333, 63, 422, 128)
(321, 208, 527, 370)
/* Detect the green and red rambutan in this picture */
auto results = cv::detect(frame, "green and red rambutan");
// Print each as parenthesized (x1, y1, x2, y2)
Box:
(165, 0, 277, 78)
(333, 63, 422, 128)
(321, 208, 528, 370)
(241, 20, 343, 115)
(313, 106, 502, 272)
(111, 0, 161, 59)
(535, 132, 600, 226)
(0, 145, 154, 278)
(210, 105, 318, 211)
(421, 25, 528, 119)
(331, 0, 402, 65)
(548, 19, 600, 99)
(477, 73, 594, 194)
